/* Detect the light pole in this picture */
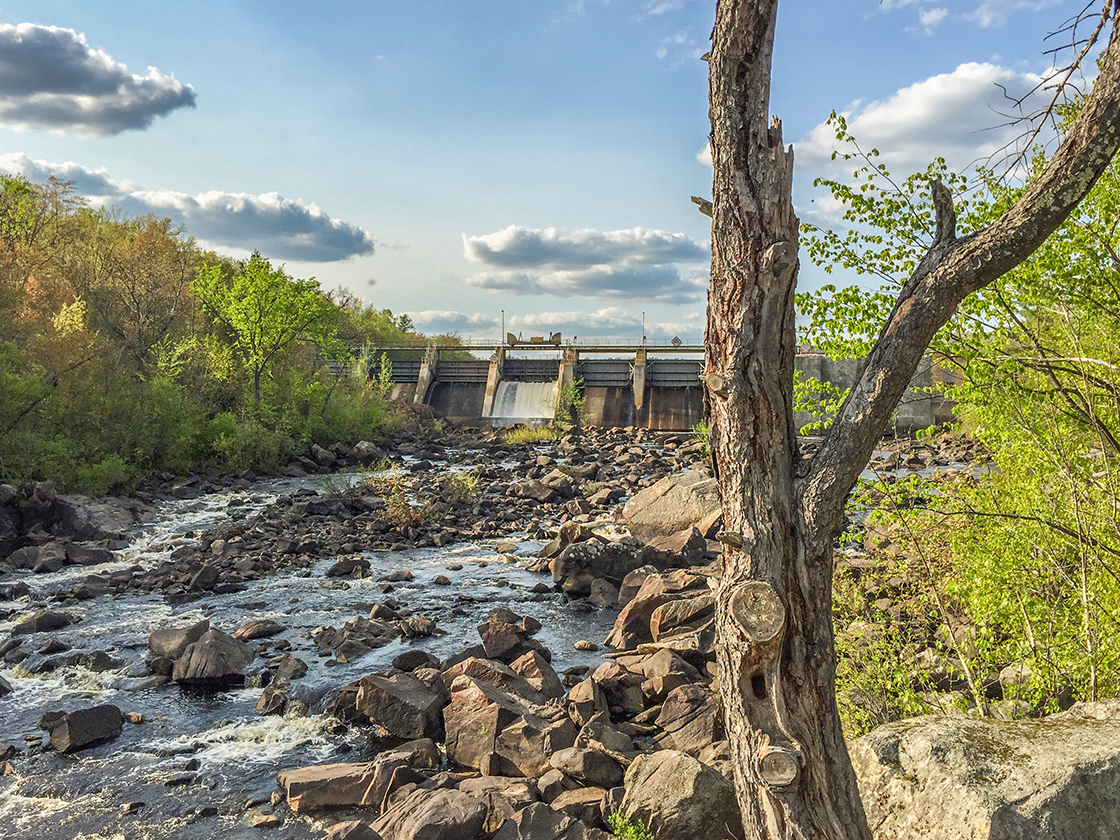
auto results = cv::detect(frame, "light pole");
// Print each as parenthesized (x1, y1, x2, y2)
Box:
(642, 312, 646, 346)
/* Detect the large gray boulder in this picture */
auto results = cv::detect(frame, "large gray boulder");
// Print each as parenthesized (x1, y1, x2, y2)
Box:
(851, 701, 1120, 839)
(618, 749, 743, 840)
(354, 670, 447, 742)
(149, 619, 210, 659)
(171, 628, 254, 686)
(621, 471, 720, 543)
(41, 704, 124, 754)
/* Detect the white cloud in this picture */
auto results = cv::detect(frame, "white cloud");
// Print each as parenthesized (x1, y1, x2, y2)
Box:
(795, 62, 1054, 182)
(464, 225, 707, 269)
(967, 0, 1061, 28)
(0, 153, 374, 261)
(0, 23, 195, 135)
(919, 7, 949, 33)
(656, 28, 706, 64)
(462, 224, 708, 303)
(697, 141, 712, 168)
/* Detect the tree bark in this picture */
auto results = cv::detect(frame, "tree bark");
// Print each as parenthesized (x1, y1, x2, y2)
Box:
(706, 2, 1120, 838)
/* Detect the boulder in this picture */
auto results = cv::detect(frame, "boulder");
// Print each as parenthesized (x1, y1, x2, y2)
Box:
(352, 440, 388, 464)
(315, 616, 398, 663)
(851, 702, 1120, 840)
(441, 657, 547, 705)
(649, 594, 715, 642)
(278, 761, 397, 812)
(619, 750, 743, 840)
(492, 802, 610, 840)
(30, 542, 67, 573)
(621, 472, 720, 543)
(639, 527, 708, 568)
(322, 821, 384, 840)
(0, 673, 12, 697)
(232, 618, 285, 640)
(370, 786, 486, 840)
(459, 776, 539, 835)
(655, 684, 724, 756)
(588, 579, 619, 609)
(551, 786, 607, 826)
(550, 747, 624, 788)
(444, 677, 575, 777)
(149, 619, 210, 659)
(552, 539, 648, 597)
(57, 495, 135, 541)
(42, 704, 124, 754)
(567, 678, 609, 728)
(509, 650, 565, 699)
(11, 609, 72, 636)
(354, 670, 447, 742)
(604, 571, 710, 651)
(591, 662, 646, 718)
(65, 545, 114, 566)
(171, 628, 255, 686)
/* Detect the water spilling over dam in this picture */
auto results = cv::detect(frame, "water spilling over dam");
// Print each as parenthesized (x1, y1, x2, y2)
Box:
(375, 342, 955, 432)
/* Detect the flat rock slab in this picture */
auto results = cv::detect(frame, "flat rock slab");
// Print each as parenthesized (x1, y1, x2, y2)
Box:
(621, 471, 719, 543)
(852, 702, 1120, 839)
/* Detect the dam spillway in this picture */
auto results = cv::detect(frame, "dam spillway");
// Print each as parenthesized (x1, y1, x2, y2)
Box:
(370, 343, 954, 432)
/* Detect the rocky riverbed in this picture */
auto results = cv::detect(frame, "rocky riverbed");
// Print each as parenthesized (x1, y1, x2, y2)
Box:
(7, 422, 1096, 840)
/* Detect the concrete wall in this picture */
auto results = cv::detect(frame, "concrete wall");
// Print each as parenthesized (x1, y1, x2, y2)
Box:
(398, 349, 950, 433)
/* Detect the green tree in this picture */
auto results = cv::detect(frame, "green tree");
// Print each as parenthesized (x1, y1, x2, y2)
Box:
(704, 2, 1120, 837)
(194, 253, 338, 405)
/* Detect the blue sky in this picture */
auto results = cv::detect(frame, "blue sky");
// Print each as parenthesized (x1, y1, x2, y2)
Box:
(0, 0, 1095, 341)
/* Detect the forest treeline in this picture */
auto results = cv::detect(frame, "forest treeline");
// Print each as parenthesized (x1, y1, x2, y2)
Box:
(0, 175, 446, 494)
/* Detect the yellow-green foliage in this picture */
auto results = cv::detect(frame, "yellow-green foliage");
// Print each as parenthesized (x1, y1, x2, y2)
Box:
(503, 425, 560, 445)
(607, 813, 654, 840)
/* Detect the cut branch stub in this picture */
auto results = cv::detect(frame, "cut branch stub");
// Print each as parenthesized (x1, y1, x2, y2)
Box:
(759, 746, 800, 787)
(706, 371, 728, 397)
(728, 580, 786, 644)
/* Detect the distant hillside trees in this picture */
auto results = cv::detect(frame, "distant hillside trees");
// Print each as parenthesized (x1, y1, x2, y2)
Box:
(0, 174, 422, 492)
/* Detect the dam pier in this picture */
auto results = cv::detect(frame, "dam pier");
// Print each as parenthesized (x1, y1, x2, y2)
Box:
(371, 340, 955, 433)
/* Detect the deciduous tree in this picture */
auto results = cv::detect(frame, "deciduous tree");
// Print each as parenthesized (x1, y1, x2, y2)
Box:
(704, 1, 1120, 837)
(194, 253, 337, 405)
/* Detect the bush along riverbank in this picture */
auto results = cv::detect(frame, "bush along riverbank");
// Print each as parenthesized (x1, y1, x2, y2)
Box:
(3, 423, 1120, 840)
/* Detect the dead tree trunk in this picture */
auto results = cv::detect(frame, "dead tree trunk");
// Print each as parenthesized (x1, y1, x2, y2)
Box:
(705, 2, 1120, 838)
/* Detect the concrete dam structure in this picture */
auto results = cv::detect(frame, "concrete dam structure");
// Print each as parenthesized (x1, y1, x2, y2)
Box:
(376, 343, 955, 433)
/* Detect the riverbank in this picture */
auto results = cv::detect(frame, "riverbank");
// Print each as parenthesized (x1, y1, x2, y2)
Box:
(0, 423, 1009, 839)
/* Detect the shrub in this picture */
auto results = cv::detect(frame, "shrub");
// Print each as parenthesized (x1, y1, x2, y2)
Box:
(607, 812, 653, 840)
(503, 425, 559, 445)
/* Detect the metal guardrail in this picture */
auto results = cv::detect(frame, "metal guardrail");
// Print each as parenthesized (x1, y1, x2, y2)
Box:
(503, 359, 561, 382)
(370, 359, 421, 383)
(647, 359, 705, 386)
(576, 359, 632, 386)
(435, 360, 490, 383)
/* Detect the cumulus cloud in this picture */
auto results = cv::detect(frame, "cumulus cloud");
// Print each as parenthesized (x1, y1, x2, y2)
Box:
(796, 62, 1054, 182)
(462, 225, 708, 303)
(467, 264, 706, 304)
(0, 153, 374, 261)
(407, 310, 499, 334)
(0, 23, 195, 135)
(464, 225, 707, 269)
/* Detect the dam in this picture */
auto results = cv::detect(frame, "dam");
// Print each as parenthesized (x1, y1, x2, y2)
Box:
(373, 341, 955, 433)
